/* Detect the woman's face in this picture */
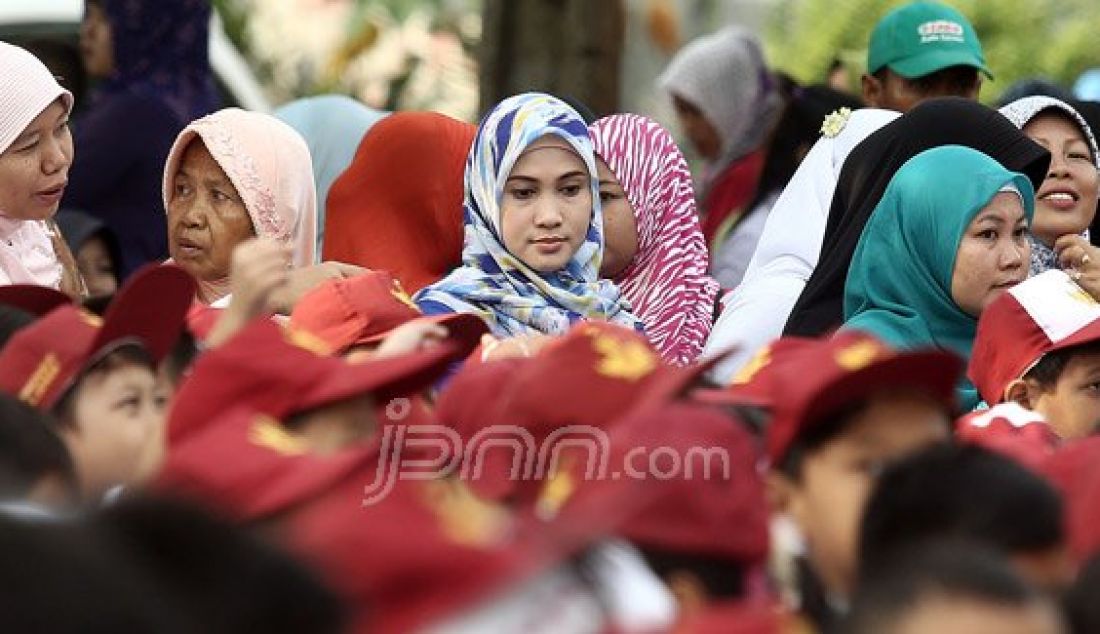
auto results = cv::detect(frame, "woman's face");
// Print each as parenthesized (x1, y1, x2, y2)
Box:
(672, 94, 721, 161)
(0, 99, 72, 221)
(951, 191, 1031, 317)
(79, 1, 115, 79)
(166, 139, 255, 281)
(1024, 112, 1100, 246)
(499, 135, 593, 273)
(595, 157, 638, 279)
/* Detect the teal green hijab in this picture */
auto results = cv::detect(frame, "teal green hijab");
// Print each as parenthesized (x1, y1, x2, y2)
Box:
(842, 145, 1035, 410)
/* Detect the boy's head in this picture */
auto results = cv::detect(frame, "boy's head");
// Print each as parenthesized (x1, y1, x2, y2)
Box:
(970, 269, 1100, 439)
(763, 333, 959, 599)
(0, 266, 194, 499)
(0, 392, 77, 508)
(860, 443, 1071, 594)
(862, 1, 989, 111)
(846, 542, 1065, 634)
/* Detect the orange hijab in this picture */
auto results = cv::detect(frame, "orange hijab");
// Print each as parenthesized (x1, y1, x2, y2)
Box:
(323, 112, 475, 293)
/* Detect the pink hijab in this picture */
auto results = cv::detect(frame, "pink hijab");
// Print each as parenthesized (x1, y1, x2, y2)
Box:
(163, 108, 317, 303)
(590, 114, 719, 366)
(0, 42, 74, 289)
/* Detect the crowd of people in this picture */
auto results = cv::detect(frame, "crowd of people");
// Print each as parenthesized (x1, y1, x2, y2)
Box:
(2, 0, 1100, 631)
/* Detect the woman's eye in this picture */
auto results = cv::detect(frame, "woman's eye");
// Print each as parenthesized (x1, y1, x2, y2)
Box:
(54, 121, 69, 136)
(211, 189, 230, 203)
(1069, 152, 1092, 162)
(16, 140, 38, 153)
(1013, 227, 1028, 238)
(174, 182, 191, 197)
(560, 185, 582, 197)
(509, 188, 535, 200)
(977, 229, 997, 240)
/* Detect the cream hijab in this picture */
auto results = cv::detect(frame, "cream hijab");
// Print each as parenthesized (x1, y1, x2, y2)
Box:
(163, 108, 318, 303)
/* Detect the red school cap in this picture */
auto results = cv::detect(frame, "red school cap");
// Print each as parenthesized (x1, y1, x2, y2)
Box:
(0, 264, 194, 410)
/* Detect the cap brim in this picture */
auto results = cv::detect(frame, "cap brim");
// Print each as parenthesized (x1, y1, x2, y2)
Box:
(354, 314, 488, 361)
(1047, 318, 1100, 357)
(297, 340, 465, 414)
(0, 285, 71, 317)
(807, 349, 962, 421)
(889, 50, 993, 80)
(94, 264, 196, 364)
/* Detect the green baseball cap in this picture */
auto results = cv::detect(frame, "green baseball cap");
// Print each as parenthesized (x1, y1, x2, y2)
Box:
(867, 1, 992, 80)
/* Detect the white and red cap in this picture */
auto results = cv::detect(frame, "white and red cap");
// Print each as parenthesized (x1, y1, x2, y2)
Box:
(970, 269, 1100, 405)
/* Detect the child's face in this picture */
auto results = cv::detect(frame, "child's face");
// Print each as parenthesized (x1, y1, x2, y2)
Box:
(1031, 350, 1100, 439)
(76, 235, 118, 299)
(774, 391, 950, 599)
(62, 360, 165, 498)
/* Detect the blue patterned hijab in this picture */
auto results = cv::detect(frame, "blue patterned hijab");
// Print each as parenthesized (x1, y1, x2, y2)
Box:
(414, 93, 642, 338)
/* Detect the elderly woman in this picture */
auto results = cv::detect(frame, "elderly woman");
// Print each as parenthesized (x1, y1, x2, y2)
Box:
(162, 108, 319, 306)
(0, 42, 82, 295)
(842, 145, 1035, 410)
(414, 92, 641, 342)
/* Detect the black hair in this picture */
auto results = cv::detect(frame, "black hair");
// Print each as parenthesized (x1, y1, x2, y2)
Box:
(846, 541, 1052, 634)
(777, 398, 871, 480)
(51, 345, 155, 428)
(0, 515, 184, 632)
(162, 328, 199, 389)
(638, 545, 746, 599)
(1024, 340, 1100, 390)
(90, 496, 346, 634)
(745, 80, 863, 215)
(997, 77, 1075, 107)
(0, 393, 77, 503)
(0, 304, 36, 349)
(1065, 552, 1100, 634)
(873, 65, 981, 97)
(859, 443, 1064, 578)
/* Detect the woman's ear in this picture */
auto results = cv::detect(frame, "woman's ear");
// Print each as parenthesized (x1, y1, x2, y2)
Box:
(1004, 378, 1040, 409)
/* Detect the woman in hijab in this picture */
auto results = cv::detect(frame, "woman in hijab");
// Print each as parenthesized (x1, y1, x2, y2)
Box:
(843, 145, 1034, 410)
(274, 95, 389, 255)
(414, 93, 642, 340)
(324, 112, 475, 294)
(163, 108, 317, 305)
(784, 97, 1051, 338)
(589, 113, 719, 366)
(66, 0, 219, 278)
(0, 42, 83, 295)
(701, 107, 899, 383)
(658, 26, 782, 251)
(1000, 97, 1100, 281)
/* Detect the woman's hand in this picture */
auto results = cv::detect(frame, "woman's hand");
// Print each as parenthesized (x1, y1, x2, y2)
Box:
(478, 334, 552, 361)
(272, 261, 368, 314)
(206, 238, 290, 347)
(1056, 234, 1100, 298)
(372, 320, 450, 359)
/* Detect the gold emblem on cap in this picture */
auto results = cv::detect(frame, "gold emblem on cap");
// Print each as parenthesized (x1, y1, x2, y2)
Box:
(249, 415, 308, 456)
(390, 280, 421, 312)
(835, 340, 883, 371)
(18, 353, 61, 407)
(1065, 277, 1098, 305)
(591, 332, 657, 381)
(731, 345, 772, 386)
(283, 325, 333, 356)
(534, 455, 577, 521)
(420, 479, 509, 546)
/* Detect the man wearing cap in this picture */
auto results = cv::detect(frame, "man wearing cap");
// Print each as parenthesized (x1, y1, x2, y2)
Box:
(862, 0, 991, 111)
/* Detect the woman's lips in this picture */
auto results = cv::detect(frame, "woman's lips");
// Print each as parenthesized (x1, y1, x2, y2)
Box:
(532, 236, 566, 255)
(175, 236, 205, 258)
(1038, 189, 1080, 212)
(34, 183, 66, 205)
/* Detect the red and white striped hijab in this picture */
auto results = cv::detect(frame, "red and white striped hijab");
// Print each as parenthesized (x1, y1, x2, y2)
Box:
(590, 114, 720, 366)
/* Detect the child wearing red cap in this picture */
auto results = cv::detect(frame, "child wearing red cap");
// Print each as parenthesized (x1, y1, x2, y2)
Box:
(0, 265, 193, 501)
(971, 269, 1100, 439)
(756, 332, 958, 630)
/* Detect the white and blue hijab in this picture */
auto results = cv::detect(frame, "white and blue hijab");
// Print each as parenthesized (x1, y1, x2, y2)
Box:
(414, 93, 643, 338)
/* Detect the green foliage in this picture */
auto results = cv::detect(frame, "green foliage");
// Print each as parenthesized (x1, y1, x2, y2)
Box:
(765, 0, 1100, 101)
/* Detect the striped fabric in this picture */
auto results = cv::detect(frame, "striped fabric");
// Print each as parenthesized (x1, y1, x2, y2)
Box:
(414, 93, 643, 338)
(590, 114, 719, 366)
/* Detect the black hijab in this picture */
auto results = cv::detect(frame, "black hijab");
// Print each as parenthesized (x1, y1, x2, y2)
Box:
(782, 97, 1051, 337)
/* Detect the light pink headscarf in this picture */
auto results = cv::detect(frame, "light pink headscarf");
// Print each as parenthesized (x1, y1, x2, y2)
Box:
(163, 108, 318, 303)
(590, 114, 720, 366)
(0, 42, 74, 289)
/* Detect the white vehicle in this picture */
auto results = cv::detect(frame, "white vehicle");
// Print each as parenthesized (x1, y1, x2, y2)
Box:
(0, 0, 271, 113)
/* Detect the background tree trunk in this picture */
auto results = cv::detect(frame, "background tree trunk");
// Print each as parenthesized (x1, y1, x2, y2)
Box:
(479, 0, 625, 119)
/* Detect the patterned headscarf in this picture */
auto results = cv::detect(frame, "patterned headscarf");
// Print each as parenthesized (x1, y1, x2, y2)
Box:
(589, 114, 719, 366)
(97, 0, 219, 122)
(1000, 96, 1100, 277)
(414, 93, 642, 338)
